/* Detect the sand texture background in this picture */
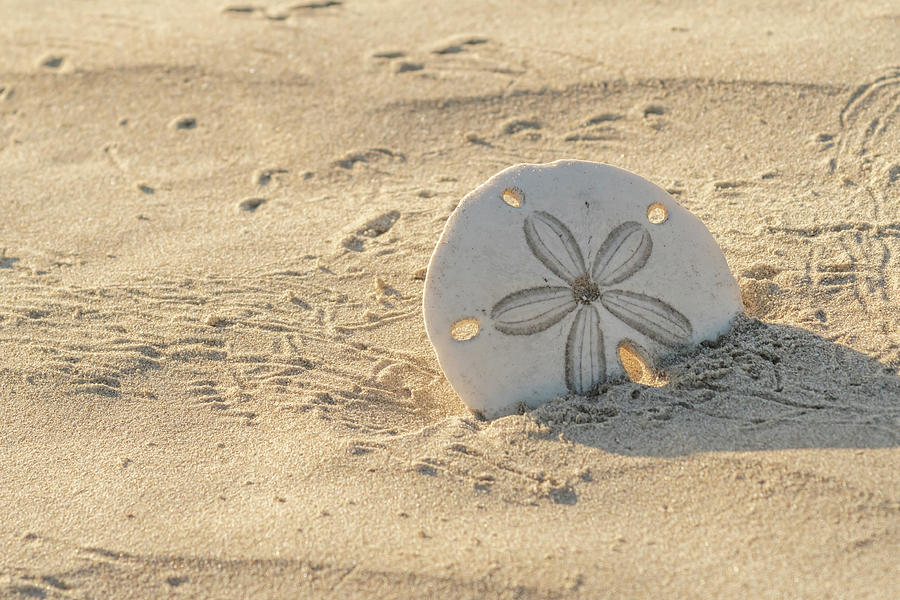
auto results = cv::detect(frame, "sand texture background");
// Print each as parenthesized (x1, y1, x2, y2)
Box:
(1, 1, 899, 597)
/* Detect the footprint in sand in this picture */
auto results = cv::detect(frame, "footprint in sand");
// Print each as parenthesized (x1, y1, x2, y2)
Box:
(369, 49, 424, 74)
(237, 197, 266, 212)
(394, 61, 424, 74)
(564, 113, 626, 142)
(500, 117, 542, 141)
(372, 34, 509, 78)
(630, 101, 667, 130)
(252, 167, 288, 186)
(221, 5, 257, 14)
(427, 35, 489, 56)
(286, 1, 341, 9)
(170, 116, 197, 130)
(37, 54, 69, 71)
(425, 34, 517, 78)
(330, 147, 405, 170)
(222, 1, 342, 22)
(371, 50, 406, 60)
(341, 210, 401, 252)
(632, 102, 665, 118)
(501, 117, 541, 135)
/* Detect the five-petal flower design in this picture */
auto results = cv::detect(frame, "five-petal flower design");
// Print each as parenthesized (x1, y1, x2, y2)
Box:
(491, 211, 693, 395)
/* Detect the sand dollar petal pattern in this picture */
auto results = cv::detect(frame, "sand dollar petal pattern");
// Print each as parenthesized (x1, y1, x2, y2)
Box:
(492, 210, 693, 394)
(565, 304, 606, 395)
(491, 286, 578, 335)
(523, 211, 588, 284)
(591, 221, 653, 286)
(600, 289, 693, 347)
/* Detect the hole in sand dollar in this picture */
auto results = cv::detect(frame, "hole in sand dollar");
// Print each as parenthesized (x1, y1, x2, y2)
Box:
(450, 318, 481, 341)
(501, 187, 524, 208)
(647, 202, 668, 224)
(618, 341, 667, 387)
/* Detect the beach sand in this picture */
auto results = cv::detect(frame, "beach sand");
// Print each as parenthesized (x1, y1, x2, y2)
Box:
(1, 1, 898, 597)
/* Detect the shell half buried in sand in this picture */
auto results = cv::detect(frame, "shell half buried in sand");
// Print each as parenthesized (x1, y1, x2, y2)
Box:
(423, 160, 744, 418)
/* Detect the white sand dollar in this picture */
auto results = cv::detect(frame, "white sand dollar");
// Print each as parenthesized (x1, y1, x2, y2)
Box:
(423, 160, 743, 418)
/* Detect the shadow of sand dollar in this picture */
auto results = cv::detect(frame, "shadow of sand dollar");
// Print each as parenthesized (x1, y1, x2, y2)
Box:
(344, 318, 898, 507)
(528, 317, 900, 456)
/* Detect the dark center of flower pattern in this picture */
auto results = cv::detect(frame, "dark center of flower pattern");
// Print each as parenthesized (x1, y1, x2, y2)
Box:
(571, 274, 601, 304)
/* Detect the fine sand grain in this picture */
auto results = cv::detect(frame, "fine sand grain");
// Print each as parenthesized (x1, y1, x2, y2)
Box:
(1, 1, 898, 598)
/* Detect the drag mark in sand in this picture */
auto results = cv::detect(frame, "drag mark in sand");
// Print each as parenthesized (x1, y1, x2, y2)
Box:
(0, 261, 440, 431)
(2, 533, 558, 598)
(833, 66, 900, 181)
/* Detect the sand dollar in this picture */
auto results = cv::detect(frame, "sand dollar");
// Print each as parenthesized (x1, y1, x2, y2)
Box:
(423, 160, 743, 418)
